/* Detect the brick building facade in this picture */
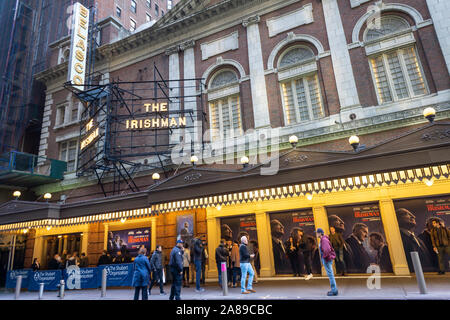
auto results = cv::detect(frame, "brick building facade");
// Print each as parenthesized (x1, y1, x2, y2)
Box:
(1, 0, 450, 279)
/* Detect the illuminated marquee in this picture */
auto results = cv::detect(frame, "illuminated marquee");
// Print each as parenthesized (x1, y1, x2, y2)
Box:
(80, 119, 99, 150)
(125, 102, 187, 129)
(68, 3, 90, 90)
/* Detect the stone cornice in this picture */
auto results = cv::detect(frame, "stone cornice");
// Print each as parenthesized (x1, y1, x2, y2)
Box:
(242, 14, 260, 27)
(34, 61, 68, 83)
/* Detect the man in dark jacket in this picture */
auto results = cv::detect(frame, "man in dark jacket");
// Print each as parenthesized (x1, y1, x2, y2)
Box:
(345, 223, 371, 273)
(317, 228, 338, 296)
(430, 219, 450, 274)
(149, 245, 166, 295)
(97, 250, 111, 266)
(201, 239, 208, 284)
(192, 238, 205, 292)
(271, 219, 289, 274)
(369, 232, 393, 273)
(396, 208, 433, 272)
(418, 218, 439, 270)
(215, 239, 229, 287)
(169, 240, 184, 300)
(48, 254, 62, 270)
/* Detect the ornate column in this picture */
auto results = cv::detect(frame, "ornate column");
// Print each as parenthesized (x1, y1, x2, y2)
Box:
(254, 210, 273, 277)
(379, 198, 410, 275)
(242, 15, 271, 128)
(322, 0, 360, 109)
(426, 0, 450, 74)
(166, 45, 181, 145)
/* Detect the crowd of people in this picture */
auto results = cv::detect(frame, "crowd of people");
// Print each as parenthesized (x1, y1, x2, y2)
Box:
(31, 251, 90, 271)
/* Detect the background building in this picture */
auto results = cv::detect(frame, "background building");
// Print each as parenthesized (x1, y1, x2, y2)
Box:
(0, 0, 449, 284)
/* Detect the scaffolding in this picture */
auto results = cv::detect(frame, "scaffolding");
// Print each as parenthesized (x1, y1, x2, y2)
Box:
(65, 64, 205, 197)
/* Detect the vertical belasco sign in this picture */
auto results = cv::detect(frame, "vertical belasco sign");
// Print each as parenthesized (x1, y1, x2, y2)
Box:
(68, 2, 90, 90)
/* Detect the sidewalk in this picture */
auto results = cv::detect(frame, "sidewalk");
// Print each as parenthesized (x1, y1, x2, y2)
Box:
(1, 276, 449, 300)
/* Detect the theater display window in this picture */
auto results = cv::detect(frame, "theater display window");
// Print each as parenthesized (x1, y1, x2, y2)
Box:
(326, 203, 393, 274)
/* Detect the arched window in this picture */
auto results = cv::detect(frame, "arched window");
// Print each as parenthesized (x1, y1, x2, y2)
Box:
(208, 69, 242, 141)
(278, 46, 324, 125)
(364, 16, 427, 104)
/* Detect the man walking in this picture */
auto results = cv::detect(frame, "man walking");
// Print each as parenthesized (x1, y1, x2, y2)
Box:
(239, 235, 256, 294)
(431, 219, 450, 275)
(149, 245, 166, 295)
(169, 240, 184, 300)
(316, 228, 338, 296)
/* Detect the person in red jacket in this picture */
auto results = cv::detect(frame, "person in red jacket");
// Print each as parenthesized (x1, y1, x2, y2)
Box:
(316, 228, 338, 296)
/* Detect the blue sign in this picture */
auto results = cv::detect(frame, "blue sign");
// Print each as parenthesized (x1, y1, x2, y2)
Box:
(64, 266, 99, 289)
(28, 270, 63, 291)
(5, 269, 32, 289)
(97, 263, 133, 287)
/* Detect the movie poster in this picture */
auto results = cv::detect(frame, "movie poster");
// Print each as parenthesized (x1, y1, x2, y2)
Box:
(176, 214, 194, 247)
(269, 210, 321, 275)
(107, 227, 151, 257)
(220, 215, 258, 245)
(394, 195, 450, 272)
(326, 203, 393, 274)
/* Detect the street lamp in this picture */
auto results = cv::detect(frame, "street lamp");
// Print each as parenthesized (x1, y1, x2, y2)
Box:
(423, 107, 436, 123)
(289, 135, 298, 148)
(240, 156, 249, 168)
(349, 135, 360, 152)
(13, 191, 21, 200)
(43, 193, 52, 202)
(152, 172, 160, 181)
(190, 155, 199, 167)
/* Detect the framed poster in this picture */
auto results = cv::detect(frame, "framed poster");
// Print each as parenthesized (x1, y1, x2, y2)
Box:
(220, 214, 258, 244)
(269, 209, 321, 275)
(394, 195, 450, 272)
(176, 213, 195, 246)
(326, 203, 392, 273)
(107, 227, 151, 257)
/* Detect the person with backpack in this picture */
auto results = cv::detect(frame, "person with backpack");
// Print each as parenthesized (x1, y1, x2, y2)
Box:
(316, 228, 338, 296)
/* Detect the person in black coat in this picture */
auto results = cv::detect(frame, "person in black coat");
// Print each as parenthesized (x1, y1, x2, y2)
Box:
(169, 240, 184, 300)
(369, 232, 393, 273)
(271, 219, 290, 274)
(215, 239, 229, 287)
(345, 223, 371, 273)
(97, 250, 112, 266)
(396, 208, 433, 272)
(149, 245, 166, 295)
(32, 258, 40, 272)
(48, 254, 62, 270)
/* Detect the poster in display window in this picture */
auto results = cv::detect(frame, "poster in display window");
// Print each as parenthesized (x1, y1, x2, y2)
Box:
(107, 227, 151, 258)
(394, 195, 450, 273)
(176, 213, 195, 247)
(269, 210, 322, 275)
(326, 203, 393, 274)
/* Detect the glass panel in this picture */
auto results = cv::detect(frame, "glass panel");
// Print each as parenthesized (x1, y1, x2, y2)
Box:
(279, 47, 314, 68)
(386, 52, 409, 100)
(67, 160, 75, 172)
(306, 74, 324, 119)
(295, 79, 310, 121)
(209, 101, 220, 140)
(370, 56, 392, 103)
(210, 71, 238, 89)
(281, 82, 296, 125)
(230, 95, 242, 136)
(402, 47, 427, 96)
(71, 105, 78, 122)
(221, 98, 231, 136)
(365, 16, 410, 41)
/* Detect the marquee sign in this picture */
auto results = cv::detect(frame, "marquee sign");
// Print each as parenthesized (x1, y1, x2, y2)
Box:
(124, 102, 187, 130)
(68, 2, 90, 90)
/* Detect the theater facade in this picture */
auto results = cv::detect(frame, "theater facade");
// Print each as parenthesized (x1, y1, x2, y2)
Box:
(1, 0, 450, 280)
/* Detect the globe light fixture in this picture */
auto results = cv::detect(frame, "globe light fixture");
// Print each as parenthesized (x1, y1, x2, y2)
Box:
(289, 135, 298, 148)
(349, 135, 360, 152)
(423, 107, 436, 123)
(13, 191, 21, 199)
(43, 193, 52, 202)
(240, 156, 249, 168)
(190, 155, 199, 167)
(152, 172, 160, 181)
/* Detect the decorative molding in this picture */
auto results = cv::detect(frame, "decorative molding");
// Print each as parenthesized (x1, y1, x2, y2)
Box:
(283, 154, 309, 164)
(179, 39, 196, 51)
(350, 0, 371, 9)
(201, 57, 246, 90)
(421, 130, 450, 141)
(200, 31, 239, 61)
(207, 83, 240, 101)
(364, 31, 415, 56)
(352, 2, 425, 43)
(266, 3, 313, 37)
(277, 60, 317, 82)
(242, 15, 260, 27)
(165, 45, 180, 56)
(184, 172, 202, 182)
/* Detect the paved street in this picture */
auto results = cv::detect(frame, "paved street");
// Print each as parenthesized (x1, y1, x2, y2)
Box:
(1, 275, 449, 300)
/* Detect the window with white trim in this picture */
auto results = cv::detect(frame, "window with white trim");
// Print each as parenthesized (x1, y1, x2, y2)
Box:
(56, 105, 66, 126)
(131, 0, 137, 13)
(130, 18, 136, 32)
(278, 46, 325, 125)
(365, 16, 428, 104)
(208, 70, 243, 141)
(59, 140, 78, 172)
